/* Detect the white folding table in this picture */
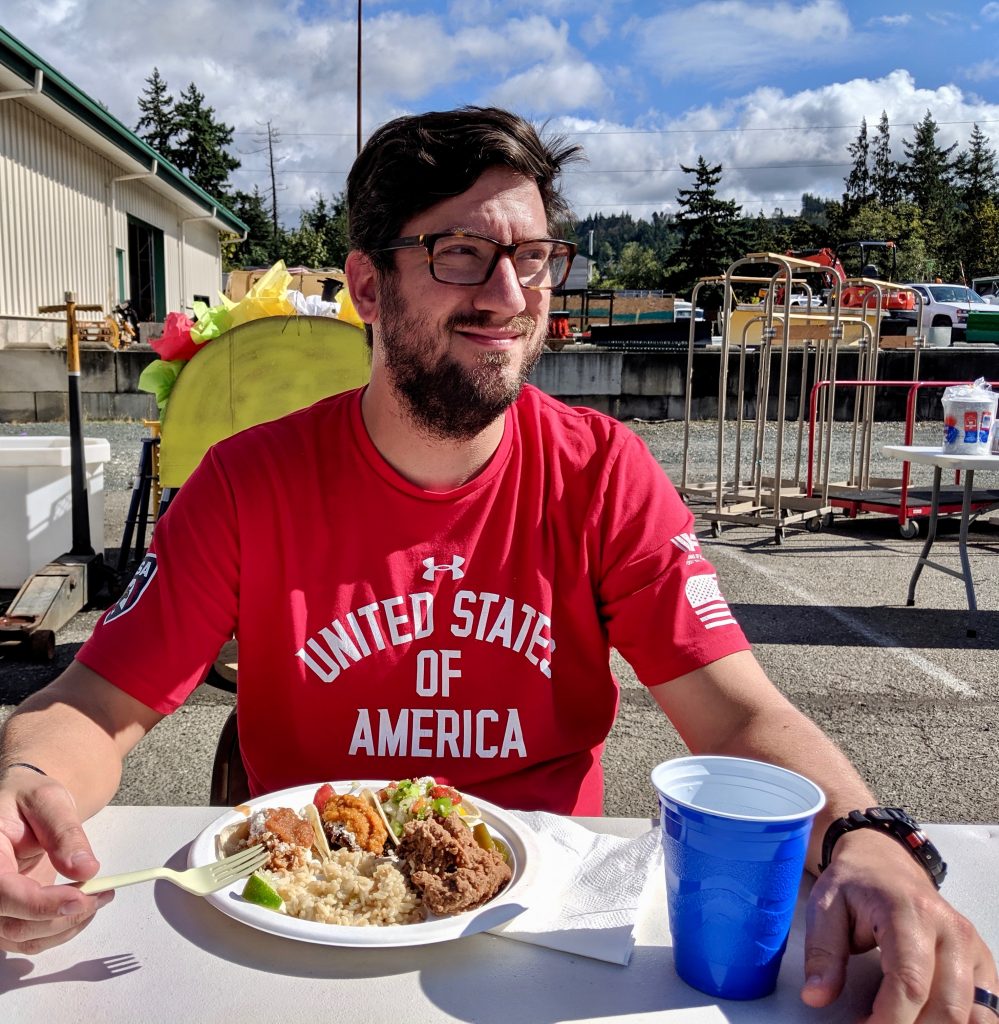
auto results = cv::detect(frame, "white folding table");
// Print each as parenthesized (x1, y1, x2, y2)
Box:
(882, 445, 999, 637)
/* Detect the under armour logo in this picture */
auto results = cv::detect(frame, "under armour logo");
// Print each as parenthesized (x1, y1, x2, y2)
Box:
(422, 555, 465, 581)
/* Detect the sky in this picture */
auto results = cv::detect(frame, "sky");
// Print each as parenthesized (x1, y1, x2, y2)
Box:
(3, 0, 999, 230)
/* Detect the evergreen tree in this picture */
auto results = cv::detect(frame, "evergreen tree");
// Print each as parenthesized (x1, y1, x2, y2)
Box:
(901, 111, 957, 210)
(671, 157, 742, 292)
(901, 111, 960, 275)
(955, 123, 999, 209)
(800, 192, 833, 225)
(954, 125, 999, 280)
(135, 68, 176, 158)
(226, 187, 277, 268)
(870, 112, 899, 207)
(170, 83, 241, 199)
(843, 117, 871, 216)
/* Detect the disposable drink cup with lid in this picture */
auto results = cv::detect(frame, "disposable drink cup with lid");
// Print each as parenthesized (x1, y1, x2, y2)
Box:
(941, 379, 998, 456)
(651, 756, 826, 1000)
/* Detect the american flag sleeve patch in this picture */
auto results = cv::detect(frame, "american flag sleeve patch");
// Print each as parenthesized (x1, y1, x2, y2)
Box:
(684, 573, 738, 629)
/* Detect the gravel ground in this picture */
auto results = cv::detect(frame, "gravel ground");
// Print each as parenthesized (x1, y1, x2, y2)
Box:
(2, 414, 997, 822)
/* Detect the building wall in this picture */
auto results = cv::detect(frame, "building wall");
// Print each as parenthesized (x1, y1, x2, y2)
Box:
(0, 98, 110, 318)
(0, 96, 224, 347)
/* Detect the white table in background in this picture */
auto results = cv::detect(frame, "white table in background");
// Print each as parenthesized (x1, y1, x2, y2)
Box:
(1, 806, 997, 1023)
(883, 445, 999, 637)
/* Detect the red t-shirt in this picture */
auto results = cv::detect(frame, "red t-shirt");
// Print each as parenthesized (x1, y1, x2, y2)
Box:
(78, 385, 749, 814)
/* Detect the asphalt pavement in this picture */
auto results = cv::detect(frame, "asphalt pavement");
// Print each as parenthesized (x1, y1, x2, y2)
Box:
(1, 417, 997, 821)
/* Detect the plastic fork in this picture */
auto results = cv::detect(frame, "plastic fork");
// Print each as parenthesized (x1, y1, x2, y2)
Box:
(78, 843, 269, 896)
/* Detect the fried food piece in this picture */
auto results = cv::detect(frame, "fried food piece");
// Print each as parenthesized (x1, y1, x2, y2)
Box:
(320, 793, 388, 855)
(247, 806, 316, 871)
(397, 812, 512, 916)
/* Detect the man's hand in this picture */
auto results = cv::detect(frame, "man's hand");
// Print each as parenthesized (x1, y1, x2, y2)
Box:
(0, 767, 113, 954)
(802, 829, 998, 1022)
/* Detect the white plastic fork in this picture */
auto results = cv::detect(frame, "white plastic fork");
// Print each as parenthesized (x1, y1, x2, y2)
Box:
(79, 843, 269, 895)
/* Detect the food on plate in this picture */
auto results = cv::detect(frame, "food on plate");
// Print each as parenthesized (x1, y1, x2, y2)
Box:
(241, 871, 285, 911)
(247, 806, 319, 870)
(315, 792, 388, 855)
(263, 849, 422, 927)
(397, 812, 513, 915)
(216, 778, 513, 927)
(375, 776, 482, 842)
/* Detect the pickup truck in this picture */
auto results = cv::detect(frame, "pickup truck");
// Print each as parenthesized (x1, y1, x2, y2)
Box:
(897, 282, 998, 334)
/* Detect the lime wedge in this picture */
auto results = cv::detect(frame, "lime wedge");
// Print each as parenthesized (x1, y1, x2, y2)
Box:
(241, 871, 285, 912)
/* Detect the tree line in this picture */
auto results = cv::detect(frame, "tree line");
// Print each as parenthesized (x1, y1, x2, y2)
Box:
(134, 70, 999, 289)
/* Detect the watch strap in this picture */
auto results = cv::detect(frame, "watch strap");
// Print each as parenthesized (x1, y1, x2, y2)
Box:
(818, 807, 947, 889)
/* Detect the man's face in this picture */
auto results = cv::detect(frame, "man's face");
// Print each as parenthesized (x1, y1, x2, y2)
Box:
(373, 167, 551, 440)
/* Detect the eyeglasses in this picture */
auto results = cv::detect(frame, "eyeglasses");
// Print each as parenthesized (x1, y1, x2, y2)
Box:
(378, 232, 577, 290)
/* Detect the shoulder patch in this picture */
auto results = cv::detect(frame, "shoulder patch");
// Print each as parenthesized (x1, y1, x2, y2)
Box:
(103, 554, 158, 624)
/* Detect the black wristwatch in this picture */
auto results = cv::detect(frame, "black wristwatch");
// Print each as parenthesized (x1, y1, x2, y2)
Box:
(818, 807, 947, 889)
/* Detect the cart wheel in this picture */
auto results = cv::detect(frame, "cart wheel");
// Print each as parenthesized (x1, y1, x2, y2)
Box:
(27, 629, 55, 662)
(774, 527, 786, 545)
(806, 516, 823, 533)
(710, 521, 722, 539)
(899, 520, 920, 540)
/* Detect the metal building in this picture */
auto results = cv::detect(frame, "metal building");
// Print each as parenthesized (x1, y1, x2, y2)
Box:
(0, 27, 247, 348)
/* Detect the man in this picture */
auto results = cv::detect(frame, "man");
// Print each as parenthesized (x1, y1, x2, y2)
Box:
(1, 107, 996, 1020)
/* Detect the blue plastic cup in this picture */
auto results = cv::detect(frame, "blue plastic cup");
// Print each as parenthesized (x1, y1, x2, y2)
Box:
(651, 755, 826, 1001)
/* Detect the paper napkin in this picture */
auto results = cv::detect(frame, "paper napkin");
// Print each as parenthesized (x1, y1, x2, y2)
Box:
(489, 811, 662, 966)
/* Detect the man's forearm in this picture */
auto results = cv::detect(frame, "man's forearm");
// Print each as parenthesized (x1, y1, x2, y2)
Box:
(1, 697, 125, 818)
(707, 702, 877, 875)
(0, 662, 162, 819)
(649, 651, 878, 876)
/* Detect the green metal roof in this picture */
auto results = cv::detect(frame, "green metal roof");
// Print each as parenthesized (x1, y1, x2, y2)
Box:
(0, 24, 248, 235)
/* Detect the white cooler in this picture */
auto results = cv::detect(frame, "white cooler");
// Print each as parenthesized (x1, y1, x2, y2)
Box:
(0, 436, 111, 588)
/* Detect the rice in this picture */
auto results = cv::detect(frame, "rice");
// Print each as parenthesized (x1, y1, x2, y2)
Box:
(263, 849, 424, 927)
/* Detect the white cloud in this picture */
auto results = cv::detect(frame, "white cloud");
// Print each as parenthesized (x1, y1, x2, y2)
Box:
(966, 59, 999, 82)
(624, 0, 854, 85)
(553, 70, 999, 218)
(3, 0, 998, 226)
(869, 14, 911, 26)
(580, 13, 611, 47)
(489, 61, 607, 115)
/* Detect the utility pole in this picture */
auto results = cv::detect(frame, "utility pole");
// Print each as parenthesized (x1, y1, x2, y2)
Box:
(356, 0, 363, 155)
(253, 120, 283, 251)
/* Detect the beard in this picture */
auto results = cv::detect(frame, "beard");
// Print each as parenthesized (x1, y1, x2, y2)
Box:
(376, 282, 545, 440)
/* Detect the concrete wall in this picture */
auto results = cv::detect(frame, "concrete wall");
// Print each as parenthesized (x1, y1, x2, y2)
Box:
(0, 345, 158, 421)
(1, 342, 997, 424)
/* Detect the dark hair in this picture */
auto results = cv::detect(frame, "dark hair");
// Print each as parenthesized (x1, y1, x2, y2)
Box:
(347, 106, 582, 270)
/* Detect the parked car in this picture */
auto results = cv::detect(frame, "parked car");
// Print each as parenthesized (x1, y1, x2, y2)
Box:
(788, 290, 826, 308)
(673, 300, 705, 321)
(898, 282, 996, 333)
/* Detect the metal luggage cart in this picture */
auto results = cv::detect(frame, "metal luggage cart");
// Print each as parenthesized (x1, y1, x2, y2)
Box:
(680, 253, 850, 543)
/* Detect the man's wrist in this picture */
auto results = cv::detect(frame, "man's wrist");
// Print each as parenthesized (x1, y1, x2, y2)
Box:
(819, 807, 947, 889)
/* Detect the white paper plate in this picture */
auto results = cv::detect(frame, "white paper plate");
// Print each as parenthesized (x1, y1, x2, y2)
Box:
(188, 780, 540, 947)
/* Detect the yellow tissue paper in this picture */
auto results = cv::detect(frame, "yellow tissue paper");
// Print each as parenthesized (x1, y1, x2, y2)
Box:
(335, 286, 365, 329)
(219, 260, 296, 328)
